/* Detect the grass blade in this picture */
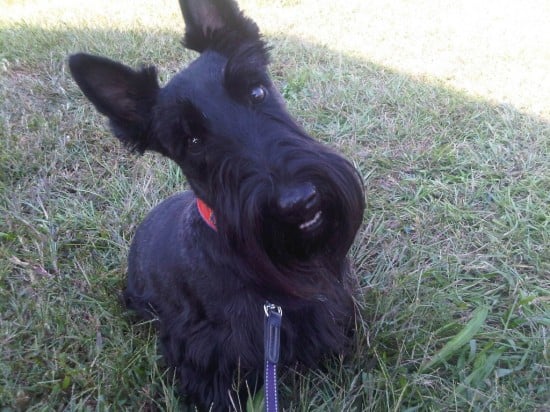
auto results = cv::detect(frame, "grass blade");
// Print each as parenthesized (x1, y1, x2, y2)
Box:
(420, 306, 489, 372)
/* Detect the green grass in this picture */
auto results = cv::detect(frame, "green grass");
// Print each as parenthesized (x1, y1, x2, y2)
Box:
(1, 0, 549, 410)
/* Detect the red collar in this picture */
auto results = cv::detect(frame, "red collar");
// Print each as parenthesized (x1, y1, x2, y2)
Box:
(196, 198, 217, 231)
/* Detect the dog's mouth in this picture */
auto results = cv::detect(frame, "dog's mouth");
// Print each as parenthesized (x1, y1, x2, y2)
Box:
(299, 210, 323, 232)
(262, 203, 333, 260)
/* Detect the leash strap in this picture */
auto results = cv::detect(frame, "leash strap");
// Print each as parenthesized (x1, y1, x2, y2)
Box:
(264, 302, 282, 412)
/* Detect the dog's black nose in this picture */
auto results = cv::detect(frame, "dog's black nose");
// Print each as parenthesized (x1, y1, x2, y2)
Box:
(277, 182, 318, 214)
(276, 183, 323, 232)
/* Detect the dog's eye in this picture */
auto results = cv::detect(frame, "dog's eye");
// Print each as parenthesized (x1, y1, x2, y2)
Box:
(188, 136, 203, 152)
(250, 85, 267, 104)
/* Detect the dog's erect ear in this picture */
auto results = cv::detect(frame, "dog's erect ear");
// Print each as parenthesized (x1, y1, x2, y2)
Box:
(178, 0, 260, 53)
(68, 53, 159, 153)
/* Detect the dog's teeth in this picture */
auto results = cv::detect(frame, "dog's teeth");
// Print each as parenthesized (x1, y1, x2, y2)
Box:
(299, 211, 322, 230)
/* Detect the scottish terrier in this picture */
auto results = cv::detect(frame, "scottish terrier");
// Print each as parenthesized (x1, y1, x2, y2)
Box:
(69, 0, 364, 409)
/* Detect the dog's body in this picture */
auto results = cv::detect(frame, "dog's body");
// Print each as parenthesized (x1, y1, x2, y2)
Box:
(69, 0, 365, 409)
(125, 191, 358, 408)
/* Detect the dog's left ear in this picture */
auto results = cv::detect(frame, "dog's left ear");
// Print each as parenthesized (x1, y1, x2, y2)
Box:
(69, 53, 160, 153)
(178, 0, 261, 52)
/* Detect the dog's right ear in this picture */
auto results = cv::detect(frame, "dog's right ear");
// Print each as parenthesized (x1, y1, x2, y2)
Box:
(68, 53, 160, 153)
(178, 0, 260, 53)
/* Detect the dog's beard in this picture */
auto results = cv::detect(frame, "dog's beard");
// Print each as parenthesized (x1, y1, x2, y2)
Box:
(209, 182, 361, 300)
(190, 140, 364, 299)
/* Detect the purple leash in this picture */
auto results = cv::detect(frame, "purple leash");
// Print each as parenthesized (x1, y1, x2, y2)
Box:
(264, 302, 282, 412)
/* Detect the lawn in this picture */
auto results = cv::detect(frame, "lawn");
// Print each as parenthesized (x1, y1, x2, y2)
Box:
(1, 0, 548, 410)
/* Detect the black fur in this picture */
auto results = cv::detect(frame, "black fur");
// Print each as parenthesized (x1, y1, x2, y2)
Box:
(69, 0, 365, 410)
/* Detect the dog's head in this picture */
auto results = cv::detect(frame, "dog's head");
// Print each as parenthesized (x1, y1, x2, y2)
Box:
(69, 0, 364, 299)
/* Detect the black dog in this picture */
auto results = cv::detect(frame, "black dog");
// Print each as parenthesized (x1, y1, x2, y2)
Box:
(69, 0, 364, 409)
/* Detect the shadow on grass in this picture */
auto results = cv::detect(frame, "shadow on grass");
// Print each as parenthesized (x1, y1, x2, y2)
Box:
(1, 23, 549, 411)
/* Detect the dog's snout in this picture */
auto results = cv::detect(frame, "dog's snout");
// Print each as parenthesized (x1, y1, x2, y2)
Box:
(276, 182, 319, 215)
